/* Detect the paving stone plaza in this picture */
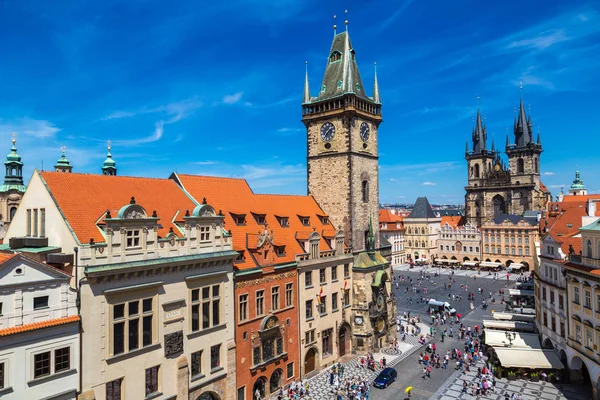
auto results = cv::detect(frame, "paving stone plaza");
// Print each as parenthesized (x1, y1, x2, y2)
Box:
(432, 358, 589, 400)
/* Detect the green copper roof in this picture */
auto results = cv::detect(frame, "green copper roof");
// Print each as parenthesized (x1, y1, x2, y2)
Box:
(313, 31, 369, 102)
(5, 139, 22, 164)
(580, 220, 600, 232)
(0, 184, 26, 192)
(54, 150, 71, 169)
(0, 244, 61, 253)
(570, 171, 585, 190)
(353, 250, 389, 270)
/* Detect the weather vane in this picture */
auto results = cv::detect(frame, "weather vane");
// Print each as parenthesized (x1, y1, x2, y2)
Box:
(107, 139, 112, 150)
(61, 145, 66, 153)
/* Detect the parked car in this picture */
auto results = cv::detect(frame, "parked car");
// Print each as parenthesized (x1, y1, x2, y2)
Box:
(428, 299, 457, 315)
(373, 367, 398, 388)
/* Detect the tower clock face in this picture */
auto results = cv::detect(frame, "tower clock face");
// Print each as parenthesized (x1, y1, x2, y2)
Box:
(360, 122, 370, 142)
(320, 122, 335, 142)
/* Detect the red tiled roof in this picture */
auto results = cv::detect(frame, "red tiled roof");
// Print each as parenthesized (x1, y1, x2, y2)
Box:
(441, 216, 463, 229)
(379, 209, 404, 231)
(40, 172, 197, 244)
(539, 181, 550, 193)
(0, 315, 79, 337)
(562, 194, 600, 203)
(0, 252, 17, 263)
(174, 175, 338, 269)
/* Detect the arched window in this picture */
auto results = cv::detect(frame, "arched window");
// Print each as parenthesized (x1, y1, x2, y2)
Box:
(534, 158, 538, 173)
(9, 207, 16, 221)
(587, 239, 593, 258)
(517, 158, 524, 173)
(474, 164, 480, 178)
(361, 180, 369, 203)
(421, 241, 426, 248)
(493, 195, 506, 217)
(421, 227, 425, 235)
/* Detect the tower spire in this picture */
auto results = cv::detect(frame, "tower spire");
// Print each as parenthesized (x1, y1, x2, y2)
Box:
(372, 62, 381, 103)
(303, 61, 311, 104)
(102, 141, 117, 176)
(472, 107, 486, 153)
(514, 85, 532, 147)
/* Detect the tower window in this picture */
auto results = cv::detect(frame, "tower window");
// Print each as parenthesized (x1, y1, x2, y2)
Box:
(361, 180, 369, 203)
(517, 159, 524, 173)
(321, 85, 326, 93)
(474, 164, 480, 178)
(329, 51, 342, 63)
(337, 80, 342, 88)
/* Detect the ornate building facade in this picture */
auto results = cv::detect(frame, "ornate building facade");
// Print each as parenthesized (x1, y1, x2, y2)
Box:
(404, 197, 442, 262)
(437, 220, 481, 263)
(465, 100, 551, 227)
(480, 215, 539, 270)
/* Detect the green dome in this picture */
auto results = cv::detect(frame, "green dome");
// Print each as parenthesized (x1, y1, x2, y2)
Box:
(5, 139, 22, 163)
(103, 147, 116, 166)
(570, 171, 586, 190)
(55, 152, 71, 167)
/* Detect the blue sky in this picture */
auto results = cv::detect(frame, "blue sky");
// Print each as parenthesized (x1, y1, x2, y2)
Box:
(0, 0, 599, 205)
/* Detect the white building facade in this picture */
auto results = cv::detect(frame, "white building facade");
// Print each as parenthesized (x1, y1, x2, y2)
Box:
(0, 252, 79, 400)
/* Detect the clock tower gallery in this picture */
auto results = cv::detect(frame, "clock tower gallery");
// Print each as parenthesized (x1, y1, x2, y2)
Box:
(302, 26, 382, 252)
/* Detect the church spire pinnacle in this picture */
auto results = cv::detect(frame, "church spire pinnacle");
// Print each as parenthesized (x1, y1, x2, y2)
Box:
(514, 85, 533, 147)
(102, 142, 117, 176)
(372, 62, 381, 103)
(472, 106, 487, 153)
(303, 61, 311, 104)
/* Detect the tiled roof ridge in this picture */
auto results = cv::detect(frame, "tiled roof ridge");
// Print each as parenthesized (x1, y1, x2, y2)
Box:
(0, 315, 79, 337)
(40, 170, 171, 182)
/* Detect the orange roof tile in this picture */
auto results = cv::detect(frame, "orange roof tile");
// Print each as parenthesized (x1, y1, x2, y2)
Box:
(544, 196, 597, 255)
(0, 252, 18, 263)
(539, 181, 550, 193)
(40, 172, 198, 244)
(174, 175, 338, 269)
(0, 315, 79, 337)
(441, 216, 463, 229)
(562, 194, 600, 203)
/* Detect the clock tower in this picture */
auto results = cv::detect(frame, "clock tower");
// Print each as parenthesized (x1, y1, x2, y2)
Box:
(302, 24, 382, 252)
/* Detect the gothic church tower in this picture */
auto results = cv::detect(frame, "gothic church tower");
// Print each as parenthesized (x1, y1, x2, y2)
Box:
(302, 24, 382, 252)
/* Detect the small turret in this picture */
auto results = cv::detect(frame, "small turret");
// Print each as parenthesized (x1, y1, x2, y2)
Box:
(1, 136, 26, 193)
(54, 147, 72, 173)
(102, 144, 117, 176)
(471, 109, 487, 153)
(569, 171, 587, 196)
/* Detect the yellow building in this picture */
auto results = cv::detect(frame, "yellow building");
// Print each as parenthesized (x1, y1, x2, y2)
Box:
(481, 214, 539, 270)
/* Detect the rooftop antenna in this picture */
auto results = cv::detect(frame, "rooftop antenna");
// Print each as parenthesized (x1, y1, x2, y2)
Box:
(345, 9, 348, 31)
(333, 14, 337, 35)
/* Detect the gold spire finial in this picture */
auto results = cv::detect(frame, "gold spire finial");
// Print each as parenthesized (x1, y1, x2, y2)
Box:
(345, 9, 348, 29)
(333, 14, 337, 34)
(107, 139, 112, 151)
(11, 131, 16, 144)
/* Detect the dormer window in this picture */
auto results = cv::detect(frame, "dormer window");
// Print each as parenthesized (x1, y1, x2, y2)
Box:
(321, 85, 326, 93)
(253, 213, 266, 225)
(277, 216, 289, 227)
(276, 246, 286, 257)
(299, 216, 310, 226)
(126, 229, 140, 248)
(318, 216, 329, 225)
(329, 51, 342, 63)
(235, 251, 245, 263)
(231, 213, 246, 225)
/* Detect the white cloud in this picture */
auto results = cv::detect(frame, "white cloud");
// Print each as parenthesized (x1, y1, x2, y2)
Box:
(111, 121, 163, 146)
(277, 127, 302, 134)
(506, 30, 569, 51)
(192, 161, 219, 165)
(0, 118, 61, 139)
(101, 110, 137, 120)
(543, 171, 555, 176)
(548, 184, 566, 189)
(222, 92, 243, 105)
(422, 182, 436, 186)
